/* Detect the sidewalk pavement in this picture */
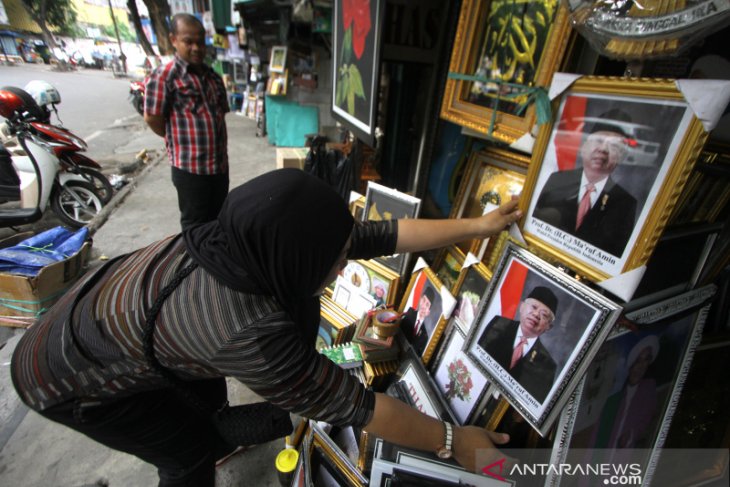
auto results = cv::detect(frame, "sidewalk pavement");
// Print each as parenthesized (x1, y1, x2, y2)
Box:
(0, 113, 292, 487)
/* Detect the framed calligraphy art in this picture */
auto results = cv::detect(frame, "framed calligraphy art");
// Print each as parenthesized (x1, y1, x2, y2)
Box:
(440, 0, 572, 144)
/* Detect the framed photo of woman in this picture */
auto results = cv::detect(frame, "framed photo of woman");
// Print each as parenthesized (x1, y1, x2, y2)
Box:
(464, 242, 621, 435)
(520, 76, 710, 282)
(547, 285, 715, 487)
(440, 0, 572, 144)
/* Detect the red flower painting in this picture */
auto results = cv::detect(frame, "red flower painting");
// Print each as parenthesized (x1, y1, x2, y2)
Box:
(336, 0, 372, 115)
(342, 0, 372, 59)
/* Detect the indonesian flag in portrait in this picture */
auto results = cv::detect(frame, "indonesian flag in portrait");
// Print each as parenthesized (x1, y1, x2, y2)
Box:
(552, 95, 588, 173)
(494, 260, 528, 320)
(410, 271, 428, 309)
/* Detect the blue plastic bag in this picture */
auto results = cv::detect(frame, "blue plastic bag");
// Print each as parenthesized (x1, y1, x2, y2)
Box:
(0, 227, 89, 277)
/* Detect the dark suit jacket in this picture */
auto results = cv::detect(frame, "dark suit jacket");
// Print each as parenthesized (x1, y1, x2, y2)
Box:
(402, 307, 429, 356)
(533, 169, 637, 257)
(477, 316, 557, 403)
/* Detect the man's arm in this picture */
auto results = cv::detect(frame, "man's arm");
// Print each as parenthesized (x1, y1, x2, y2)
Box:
(365, 393, 509, 472)
(395, 197, 521, 254)
(144, 114, 165, 137)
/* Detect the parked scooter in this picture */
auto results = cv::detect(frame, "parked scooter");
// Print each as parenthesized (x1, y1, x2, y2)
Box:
(0, 87, 105, 229)
(0, 80, 114, 204)
(129, 78, 146, 116)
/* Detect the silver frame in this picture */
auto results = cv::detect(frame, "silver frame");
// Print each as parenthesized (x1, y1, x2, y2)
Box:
(464, 242, 621, 435)
(363, 181, 422, 276)
(547, 285, 716, 487)
(429, 319, 492, 425)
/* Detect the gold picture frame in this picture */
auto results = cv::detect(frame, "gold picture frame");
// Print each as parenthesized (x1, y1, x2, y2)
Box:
(440, 0, 572, 144)
(520, 76, 709, 283)
(398, 266, 452, 366)
(432, 245, 466, 294)
(450, 146, 528, 257)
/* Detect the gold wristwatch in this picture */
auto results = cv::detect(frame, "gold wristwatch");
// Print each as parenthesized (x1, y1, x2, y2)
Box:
(436, 422, 454, 459)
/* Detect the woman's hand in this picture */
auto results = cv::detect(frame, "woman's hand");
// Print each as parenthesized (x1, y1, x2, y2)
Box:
(472, 196, 522, 240)
(453, 425, 510, 473)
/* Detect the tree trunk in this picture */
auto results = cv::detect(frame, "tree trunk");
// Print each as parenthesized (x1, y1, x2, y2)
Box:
(127, 0, 156, 57)
(21, 0, 71, 70)
(142, 0, 173, 55)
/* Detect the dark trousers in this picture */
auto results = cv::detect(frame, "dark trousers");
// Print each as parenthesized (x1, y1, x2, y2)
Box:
(39, 378, 234, 487)
(171, 167, 229, 230)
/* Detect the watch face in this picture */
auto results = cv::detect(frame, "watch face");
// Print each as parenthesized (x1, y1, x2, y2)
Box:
(436, 448, 453, 460)
(342, 262, 371, 293)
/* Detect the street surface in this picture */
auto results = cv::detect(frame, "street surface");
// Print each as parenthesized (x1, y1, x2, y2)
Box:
(0, 63, 165, 238)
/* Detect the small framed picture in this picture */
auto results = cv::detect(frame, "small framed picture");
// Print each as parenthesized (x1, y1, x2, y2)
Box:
(450, 147, 528, 257)
(430, 320, 491, 425)
(364, 182, 422, 275)
(451, 259, 492, 334)
(548, 285, 715, 487)
(309, 421, 368, 487)
(391, 348, 456, 423)
(520, 76, 709, 282)
(398, 266, 454, 365)
(333, 275, 377, 317)
(464, 243, 621, 435)
(318, 299, 357, 349)
(433, 245, 466, 294)
(340, 259, 400, 308)
(370, 437, 512, 486)
(269, 45, 287, 73)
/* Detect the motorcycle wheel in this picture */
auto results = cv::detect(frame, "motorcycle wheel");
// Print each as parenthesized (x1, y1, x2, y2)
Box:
(134, 95, 144, 116)
(50, 181, 104, 228)
(76, 167, 114, 204)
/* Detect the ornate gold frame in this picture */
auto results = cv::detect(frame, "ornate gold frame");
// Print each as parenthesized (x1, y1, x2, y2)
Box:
(520, 76, 709, 282)
(397, 266, 450, 366)
(432, 245, 466, 294)
(440, 0, 572, 144)
(450, 146, 528, 257)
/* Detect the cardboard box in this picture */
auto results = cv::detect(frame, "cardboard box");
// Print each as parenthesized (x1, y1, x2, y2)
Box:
(275, 147, 309, 170)
(0, 232, 92, 319)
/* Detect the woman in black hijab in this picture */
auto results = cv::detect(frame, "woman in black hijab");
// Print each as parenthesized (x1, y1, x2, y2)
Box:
(12, 169, 521, 485)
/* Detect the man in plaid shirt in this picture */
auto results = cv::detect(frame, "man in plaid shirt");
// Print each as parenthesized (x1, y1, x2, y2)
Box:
(144, 13, 230, 230)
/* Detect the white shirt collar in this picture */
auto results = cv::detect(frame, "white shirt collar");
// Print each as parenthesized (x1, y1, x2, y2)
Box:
(579, 172, 609, 207)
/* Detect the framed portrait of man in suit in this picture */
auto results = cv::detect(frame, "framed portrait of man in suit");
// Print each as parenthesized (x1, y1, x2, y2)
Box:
(520, 77, 711, 283)
(398, 265, 455, 366)
(464, 243, 621, 435)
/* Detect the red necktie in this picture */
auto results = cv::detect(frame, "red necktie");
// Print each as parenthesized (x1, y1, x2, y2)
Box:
(576, 182, 596, 230)
(510, 337, 528, 369)
(414, 319, 421, 335)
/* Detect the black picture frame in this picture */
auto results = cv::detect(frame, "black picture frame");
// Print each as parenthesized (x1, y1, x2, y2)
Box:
(331, 0, 385, 145)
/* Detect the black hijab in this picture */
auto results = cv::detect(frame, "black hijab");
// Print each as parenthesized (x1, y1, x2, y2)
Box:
(183, 169, 354, 344)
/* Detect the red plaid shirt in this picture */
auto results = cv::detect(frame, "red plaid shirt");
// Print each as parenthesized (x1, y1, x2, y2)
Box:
(144, 55, 229, 175)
